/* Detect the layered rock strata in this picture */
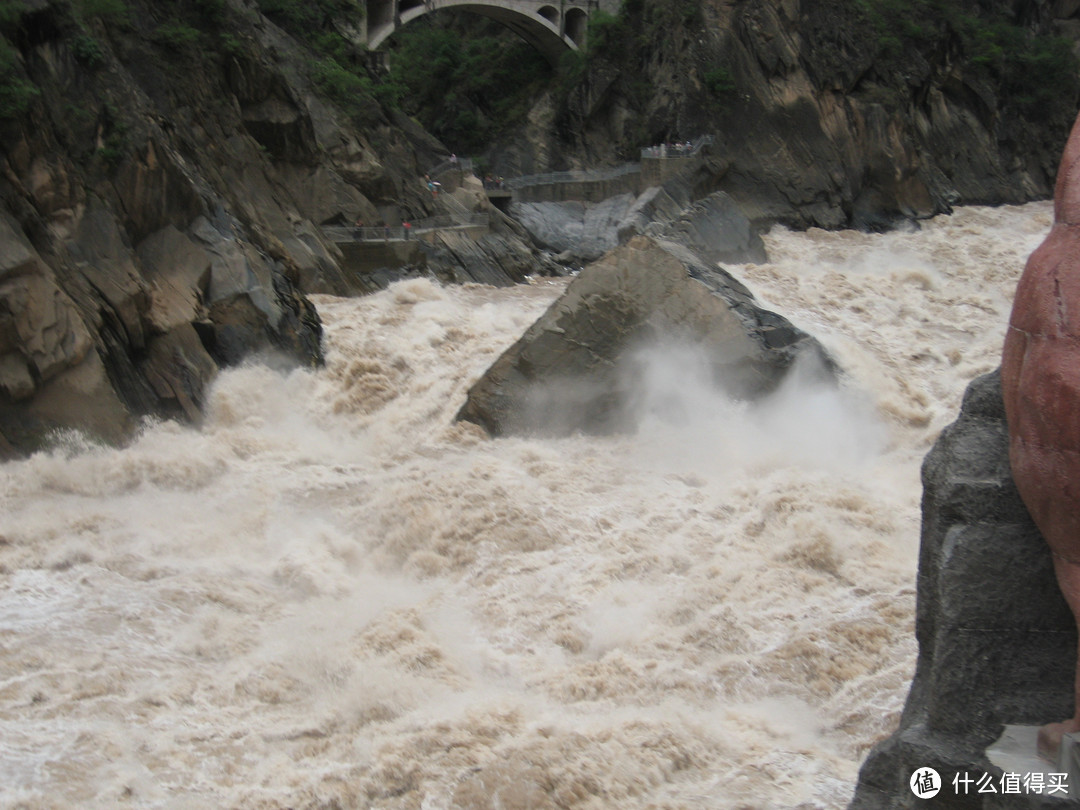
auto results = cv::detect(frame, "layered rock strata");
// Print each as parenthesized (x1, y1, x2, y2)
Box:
(495, 0, 1080, 232)
(509, 159, 768, 267)
(0, 0, 554, 455)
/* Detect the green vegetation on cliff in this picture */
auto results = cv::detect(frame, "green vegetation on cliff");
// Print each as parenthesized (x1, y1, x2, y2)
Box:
(572, 0, 1078, 127)
(0, 0, 38, 118)
(846, 0, 1080, 126)
(379, 15, 551, 153)
(249, 0, 387, 128)
(1, 0, 1077, 229)
(255, 0, 357, 31)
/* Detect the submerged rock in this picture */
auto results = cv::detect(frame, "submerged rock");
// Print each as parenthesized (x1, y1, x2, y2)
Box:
(456, 235, 829, 436)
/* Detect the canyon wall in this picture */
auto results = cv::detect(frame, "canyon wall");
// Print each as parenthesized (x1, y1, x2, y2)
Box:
(0, 0, 552, 455)
(494, 0, 1080, 231)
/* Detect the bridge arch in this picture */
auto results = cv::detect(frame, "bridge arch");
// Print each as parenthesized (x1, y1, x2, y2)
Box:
(364, 0, 602, 66)
(564, 6, 588, 44)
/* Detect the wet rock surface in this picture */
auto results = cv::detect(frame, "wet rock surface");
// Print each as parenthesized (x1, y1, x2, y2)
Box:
(0, 0, 544, 454)
(653, 189, 768, 265)
(509, 194, 635, 262)
(422, 228, 564, 289)
(456, 234, 828, 436)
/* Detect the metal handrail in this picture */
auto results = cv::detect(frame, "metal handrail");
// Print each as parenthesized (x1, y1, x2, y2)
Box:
(322, 214, 489, 243)
(504, 162, 642, 191)
(427, 157, 474, 178)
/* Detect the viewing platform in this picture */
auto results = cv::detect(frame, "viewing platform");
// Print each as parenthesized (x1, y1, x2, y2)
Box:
(319, 135, 714, 278)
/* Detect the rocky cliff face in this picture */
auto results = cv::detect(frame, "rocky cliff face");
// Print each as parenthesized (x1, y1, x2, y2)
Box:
(491, 0, 1080, 231)
(0, 0, 554, 456)
(848, 370, 1076, 809)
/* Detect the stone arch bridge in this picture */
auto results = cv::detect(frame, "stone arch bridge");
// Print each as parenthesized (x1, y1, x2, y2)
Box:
(362, 0, 617, 66)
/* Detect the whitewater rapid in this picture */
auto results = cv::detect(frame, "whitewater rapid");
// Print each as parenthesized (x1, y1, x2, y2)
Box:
(0, 202, 1052, 809)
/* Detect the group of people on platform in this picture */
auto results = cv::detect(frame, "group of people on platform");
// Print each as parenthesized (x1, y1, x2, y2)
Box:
(642, 141, 695, 158)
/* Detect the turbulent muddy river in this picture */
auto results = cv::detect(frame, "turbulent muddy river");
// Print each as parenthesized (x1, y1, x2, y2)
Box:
(0, 203, 1053, 809)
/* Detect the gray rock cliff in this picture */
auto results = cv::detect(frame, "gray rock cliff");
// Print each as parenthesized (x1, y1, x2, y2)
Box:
(489, 0, 1080, 232)
(848, 370, 1076, 809)
(0, 0, 554, 455)
(509, 162, 768, 267)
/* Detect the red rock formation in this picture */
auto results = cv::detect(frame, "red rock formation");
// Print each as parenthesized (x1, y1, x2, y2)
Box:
(1002, 111, 1080, 759)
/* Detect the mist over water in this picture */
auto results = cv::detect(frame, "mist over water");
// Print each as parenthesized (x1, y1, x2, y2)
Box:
(621, 341, 883, 481)
(0, 203, 1052, 809)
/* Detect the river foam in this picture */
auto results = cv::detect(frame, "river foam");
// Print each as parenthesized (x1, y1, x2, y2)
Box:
(0, 202, 1052, 809)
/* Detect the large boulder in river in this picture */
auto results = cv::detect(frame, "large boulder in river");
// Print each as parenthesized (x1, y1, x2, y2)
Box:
(456, 235, 829, 436)
(653, 190, 768, 266)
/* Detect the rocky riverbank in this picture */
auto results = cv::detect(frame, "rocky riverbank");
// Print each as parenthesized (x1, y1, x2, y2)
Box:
(848, 370, 1076, 809)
